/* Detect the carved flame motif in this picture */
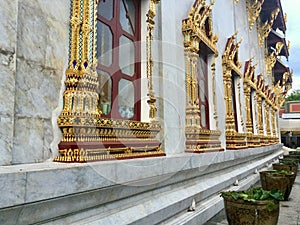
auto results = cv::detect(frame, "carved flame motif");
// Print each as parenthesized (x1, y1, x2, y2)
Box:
(246, 0, 265, 30)
(266, 42, 284, 77)
(258, 8, 280, 47)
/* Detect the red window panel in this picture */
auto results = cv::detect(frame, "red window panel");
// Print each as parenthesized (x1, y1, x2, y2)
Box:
(96, 0, 141, 120)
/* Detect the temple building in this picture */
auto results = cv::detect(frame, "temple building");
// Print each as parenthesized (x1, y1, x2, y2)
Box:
(0, 0, 293, 224)
(280, 101, 300, 148)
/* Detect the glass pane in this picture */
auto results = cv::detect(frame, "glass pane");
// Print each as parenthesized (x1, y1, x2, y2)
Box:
(96, 21, 113, 66)
(119, 35, 135, 76)
(97, 70, 112, 115)
(98, 0, 114, 20)
(118, 79, 135, 119)
(201, 105, 206, 128)
(120, 0, 135, 35)
(199, 80, 205, 102)
(198, 56, 206, 79)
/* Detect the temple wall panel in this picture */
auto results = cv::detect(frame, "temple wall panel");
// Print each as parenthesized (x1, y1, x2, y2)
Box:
(0, 0, 283, 164)
(0, 1, 69, 165)
(159, 0, 188, 154)
(212, 1, 235, 147)
(0, 1, 18, 165)
(0, 0, 289, 223)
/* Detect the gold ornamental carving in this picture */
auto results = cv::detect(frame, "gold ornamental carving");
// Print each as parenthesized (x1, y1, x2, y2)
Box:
(222, 33, 247, 149)
(246, 0, 265, 30)
(182, 0, 223, 153)
(243, 59, 259, 147)
(258, 8, 280, 47)
(266, 42, 284, 77)
(146, 0, 160, 121)
(272, 71, 293, 108)
(55, 0, 165, 162)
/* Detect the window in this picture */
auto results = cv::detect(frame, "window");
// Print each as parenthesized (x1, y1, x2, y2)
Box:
(198, 53, 209, 129)
(96, 0, 141, 120)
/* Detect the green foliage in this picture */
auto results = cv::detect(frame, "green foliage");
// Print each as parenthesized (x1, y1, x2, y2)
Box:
(221, 187, 284, 211)
(266, 169, 294, 175)
(279, 159, 299, 166)
(285, 89, 300, 102)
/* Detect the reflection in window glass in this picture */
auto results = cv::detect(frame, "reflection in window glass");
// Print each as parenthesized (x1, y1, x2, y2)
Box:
(96, 22, 113, 66)
(97, 70, 112, 115)
(98, 0, 114, 20)
(120, 0, 135, 35)
(118, 79, 135, 119)
(200, 80, 205, 102)
(198, 56, 206, 79)
(201, 105, 206, 128)
(119, 35, 135, 76)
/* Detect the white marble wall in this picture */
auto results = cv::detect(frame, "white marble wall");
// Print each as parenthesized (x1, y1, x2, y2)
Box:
(155, 0, 270, 151)
(0, 1, 18, 165)
(158, 0, 191, 154)
(0, 0, 273, 165)
(0, 1, 69, 165)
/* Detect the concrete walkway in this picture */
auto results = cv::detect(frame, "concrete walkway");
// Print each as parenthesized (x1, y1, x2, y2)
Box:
(205, 168, 300, 225)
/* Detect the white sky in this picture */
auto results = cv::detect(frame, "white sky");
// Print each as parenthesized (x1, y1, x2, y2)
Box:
(281, 0, 300, 92)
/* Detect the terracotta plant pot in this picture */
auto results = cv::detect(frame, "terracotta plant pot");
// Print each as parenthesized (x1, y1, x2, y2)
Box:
(222, 195, 279, 225)
(221, 187, 283, 225)
(273, 163, 298, 183)
(260, 170, 294, 201)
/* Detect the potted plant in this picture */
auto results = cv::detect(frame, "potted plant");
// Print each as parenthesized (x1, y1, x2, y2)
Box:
(221, 187, 283, 225)
(278, 158, 299, 166)
(289, 150, 300, 157)
(260, 170, 295, 201)
(283, 155, 300, 161)
(273, 159, 298, 183)
(285, 151, 300, 161)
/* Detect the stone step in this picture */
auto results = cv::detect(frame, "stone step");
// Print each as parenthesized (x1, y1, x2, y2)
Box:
(47, 152, 279, 225)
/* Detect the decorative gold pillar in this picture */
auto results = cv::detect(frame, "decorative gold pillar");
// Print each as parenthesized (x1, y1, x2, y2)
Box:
(264, 102, 271, 137)
(271, 106, 278, 144)
(222, 34, 247, 150)
(224, 69, 236, 133)
(182, 0, 223, 153)
(243, 85, 255, 146)
(243, 59, 260, 147)
(57, 0, 101, 160)
(244, 87, 252, 134)
(55, 0, 165, 162)
(211, 60, 219, 128)
(146, 0, 160, 120)
(256, 96, 265, 136)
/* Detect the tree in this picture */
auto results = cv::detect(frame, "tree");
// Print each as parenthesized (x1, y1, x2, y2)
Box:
(285, 89, 300, 102)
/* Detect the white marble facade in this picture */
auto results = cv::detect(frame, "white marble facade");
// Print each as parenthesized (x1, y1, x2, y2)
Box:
(0, 0, 270, 165)
(0, 0, 286, 224)
(0, 1, 69, 165)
